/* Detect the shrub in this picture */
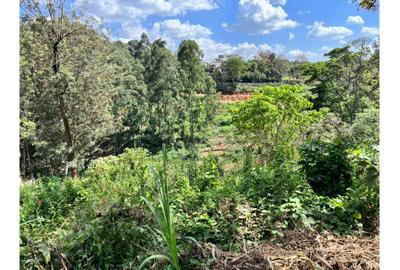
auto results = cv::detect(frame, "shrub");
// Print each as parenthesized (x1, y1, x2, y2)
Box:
(64, 203, 152, 269)
(20, 177, 84, 269)
(305, 112, 350, 142)
(230, 85, 324, 164)
(350, 107, 379, 147)
(299, 139, 352, 197)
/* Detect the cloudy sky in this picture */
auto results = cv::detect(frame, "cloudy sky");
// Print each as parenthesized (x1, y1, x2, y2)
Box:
(74, 0, 379, 62)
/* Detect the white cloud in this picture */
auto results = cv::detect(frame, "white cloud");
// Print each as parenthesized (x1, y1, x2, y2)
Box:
(289, 32, 295, 40)
(347, 16, 364, 25)
(287, 49, 319, 61)
(77, 0, 217, 40)
(298, 10, 311, 15)
(79, 0, 217, 21)
(361, 26, 379, 36)
(196, 38, 285, 62)
(119, 20, 149, 40)
(320, 46, 333, 52)
(224, 0, 297, 35)
(307, 21, 353, 39)
(273, 44, 286, 54)
(271, 0, 286, 5)
(151, 19, 212, 39)
(147, 19, 213, 50)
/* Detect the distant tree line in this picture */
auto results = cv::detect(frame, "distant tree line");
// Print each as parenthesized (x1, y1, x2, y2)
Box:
(206, 51, 309, 92)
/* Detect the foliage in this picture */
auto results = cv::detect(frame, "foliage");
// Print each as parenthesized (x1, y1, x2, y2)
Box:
(231, 85, 324, 163)
(141, 145, 181, 270)
(20, 17, 121, 176)
(110, 41, 148, 145)
(20, 177, 84, 269)
(64, 203, 152, 269)
(349, 146, 379, 188)
(304, 39, 379, 124)
(177, 40, 217, 145)
(353, 0, 378, 10)
(299, 139, 353, 197)
(19, 3, 380, 267)
(350, 107, 379, 147)
(220, 55, 247, 83)
(305, 112, 350, 142)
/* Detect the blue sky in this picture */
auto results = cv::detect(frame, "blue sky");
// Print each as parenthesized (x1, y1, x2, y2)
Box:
(74, 0, 379, 62)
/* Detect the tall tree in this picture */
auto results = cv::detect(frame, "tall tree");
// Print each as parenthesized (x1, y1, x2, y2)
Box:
(256, 51, 289, 82)
(20, 0, 119, 177)
(145, 38, 184, 148)
(177, 40, 213, 144)
(105, 41, 149, 151)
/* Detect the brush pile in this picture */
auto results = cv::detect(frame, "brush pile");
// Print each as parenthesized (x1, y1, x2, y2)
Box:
(185, 230, 379, 270)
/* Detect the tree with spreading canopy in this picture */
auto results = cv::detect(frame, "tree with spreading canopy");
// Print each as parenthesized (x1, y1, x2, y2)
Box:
(20, 0, 124, 177)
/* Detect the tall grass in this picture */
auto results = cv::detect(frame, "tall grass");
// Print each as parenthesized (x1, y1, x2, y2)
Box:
(139, 144, 181, 270)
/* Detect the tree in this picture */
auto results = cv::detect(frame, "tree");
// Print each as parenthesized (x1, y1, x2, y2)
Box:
(177, 40, 216, 144)
(302, 61, 330, 109)
(353, 0, 378, 10)
(20, 0, 120, 177)
(231, 85, 324, 164)
(109, 41, 148, 149)
(293, 53, 309, 64)
(145, 38, 185, 148)
(255, 50, 289, 82)
(244, 60, 264, 83)
(304, 39, 379, 123)
(128, 33, 152, 69)
(221, 55, 246, 83)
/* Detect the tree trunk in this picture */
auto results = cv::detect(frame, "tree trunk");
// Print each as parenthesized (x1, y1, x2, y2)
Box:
(21, 141, 26, 179)
(58, 98, 77, 178)
(52, 38, 78, 178)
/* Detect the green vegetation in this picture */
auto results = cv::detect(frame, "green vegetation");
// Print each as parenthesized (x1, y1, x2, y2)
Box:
(19, 1, 379, 269)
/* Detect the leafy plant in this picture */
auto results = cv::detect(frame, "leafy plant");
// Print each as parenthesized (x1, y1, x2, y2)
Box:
(231, 85, 324, 164)
(299, 139, 352, 197)
(140, 144, 181, 270)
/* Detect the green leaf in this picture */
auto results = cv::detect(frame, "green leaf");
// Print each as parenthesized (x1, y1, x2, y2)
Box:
(138, 254, 171, 270)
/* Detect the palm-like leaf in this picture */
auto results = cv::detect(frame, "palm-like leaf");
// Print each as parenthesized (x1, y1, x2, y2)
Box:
(140, 144, 180, 270)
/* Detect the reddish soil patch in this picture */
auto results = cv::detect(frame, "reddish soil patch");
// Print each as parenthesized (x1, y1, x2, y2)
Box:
(219, 93, 252, 103)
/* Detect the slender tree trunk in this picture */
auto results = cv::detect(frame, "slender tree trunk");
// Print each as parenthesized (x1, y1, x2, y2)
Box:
(52, 39, 78, 178)
(58, 98, 77, 178)
(21, 141, 26, 179)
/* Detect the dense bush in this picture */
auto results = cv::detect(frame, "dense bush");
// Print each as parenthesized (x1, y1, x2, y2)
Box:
(20, 142, 379, 268)
(20, 177, 84, 269)
(350, 107, 379, 146)
(230, 85, 324, 164)
(63, 203, 152, 269)
(299, 139, 353, 197)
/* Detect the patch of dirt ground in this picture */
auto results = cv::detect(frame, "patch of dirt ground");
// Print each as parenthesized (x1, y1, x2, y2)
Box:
(219, 93, 252, 103)
(185, 229, 379, 270)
